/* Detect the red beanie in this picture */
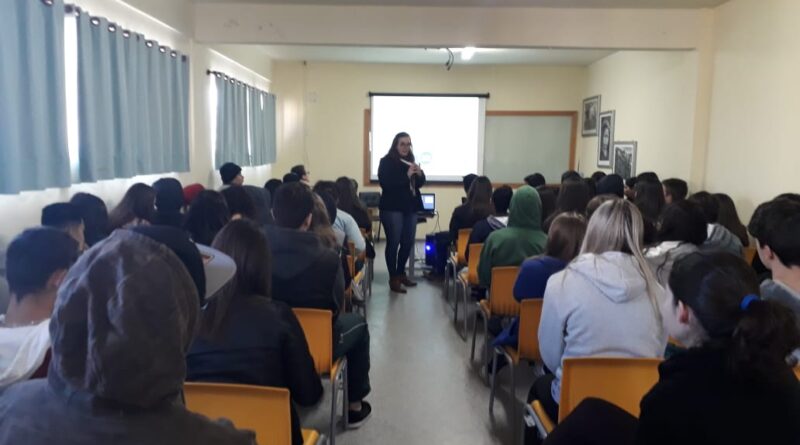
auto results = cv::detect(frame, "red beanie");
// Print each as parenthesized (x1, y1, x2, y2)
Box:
(183, 183, 205, 207)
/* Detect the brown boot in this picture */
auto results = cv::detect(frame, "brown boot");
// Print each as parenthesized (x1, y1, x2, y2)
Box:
(400, 274, 417, 287)
(389, 276, 407, 293)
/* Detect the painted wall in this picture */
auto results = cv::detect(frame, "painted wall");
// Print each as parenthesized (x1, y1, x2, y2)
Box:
(579, 51, 700, 186)
(705, 0, 800, 221)
(270, 61, 586, 236)
(0, 0, 273, 248)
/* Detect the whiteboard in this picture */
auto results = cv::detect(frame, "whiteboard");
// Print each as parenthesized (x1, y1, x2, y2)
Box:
(483, 113, 575, 184)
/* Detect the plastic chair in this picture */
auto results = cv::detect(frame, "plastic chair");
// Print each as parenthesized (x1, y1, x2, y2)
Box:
(470, 266, 520, 371)
(445, 229, 472, 304)
(292, 309, 348, 445)
(454, 243, 482, 339)
(743, 246, 757, 264)
(183, 382, 320, 445)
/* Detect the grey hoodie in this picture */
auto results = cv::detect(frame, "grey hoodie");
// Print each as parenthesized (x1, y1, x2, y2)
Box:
(0, 231, 254, 445)
(539, 252, 668, 403)
(761, 279, 800, 363)
(702, 223, 743, 257)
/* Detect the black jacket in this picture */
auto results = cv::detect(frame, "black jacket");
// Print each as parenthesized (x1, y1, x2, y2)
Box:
(378, 155, 426, 213)
(636, 346, 800, 445)
(187, 296, 322, 445)
(266, 225, 345, 320)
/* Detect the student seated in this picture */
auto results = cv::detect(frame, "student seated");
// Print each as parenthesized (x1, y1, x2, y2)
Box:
(152, 178, 185, 228)
(524, 173, 546, 189)
(108, 183, 156, 230)
(467, 185, 513, 252)
(528, 200, 667, 432)
(449, 176, 494, 245)
(313, 181, 365, 254)
(221, 186, 256, 220)
(714, 193, 749, 247)
(41, 203, 86, 252)
(586, 193, 619, 219)
(219, 162, 244, 189)
(478, 185, 546, 289)
(184, 190, 231, 245)
(645, 200, 708, 286)
(543, 179, 590, 232)
(662, 178, 688, 204)
(596, 174, 625, 198)
(70, 193, 109, 247)
(0, 228, 78, 388)
(242, 185, 273, 226)
(0, 227, 253, 445)
(633, 177, 665, 245)
(187, 220, 322, 445)
(688, 191, 743, 256)
(291, 164, 311, 185)
(264, 178, 283, 198)
(335, 177, 372, 232)
(266, 183, 373, 427)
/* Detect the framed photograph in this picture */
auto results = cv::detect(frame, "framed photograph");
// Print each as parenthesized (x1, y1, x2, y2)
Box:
(597, 110, 615, 168)
(613, 141, 638, 180)
(582, 95, 601, 137)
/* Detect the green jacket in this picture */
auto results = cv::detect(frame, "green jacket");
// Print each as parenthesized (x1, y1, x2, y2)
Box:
(478, 186, 547, 287)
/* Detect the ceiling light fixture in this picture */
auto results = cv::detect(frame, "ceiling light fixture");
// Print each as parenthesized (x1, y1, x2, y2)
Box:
(461, 46, 476, 61)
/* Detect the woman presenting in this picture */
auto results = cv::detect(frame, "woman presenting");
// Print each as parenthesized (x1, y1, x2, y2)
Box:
(378, 132, 426, 293)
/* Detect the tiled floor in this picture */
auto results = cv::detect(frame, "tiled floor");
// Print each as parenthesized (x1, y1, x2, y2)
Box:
(300, 242, 537, 445)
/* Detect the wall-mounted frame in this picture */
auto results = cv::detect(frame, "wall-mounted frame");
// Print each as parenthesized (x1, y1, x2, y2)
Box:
(582, 95, 601, 137)
(613, 140, 637, 179)
(597, 110, 615, 168)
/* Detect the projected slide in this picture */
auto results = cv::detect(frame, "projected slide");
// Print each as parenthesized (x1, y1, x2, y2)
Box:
(370, 95, 485, 182)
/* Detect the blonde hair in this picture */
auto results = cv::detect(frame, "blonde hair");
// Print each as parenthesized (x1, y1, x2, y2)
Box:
(310, 194, 339, 250)
(580, 199, 663, 325)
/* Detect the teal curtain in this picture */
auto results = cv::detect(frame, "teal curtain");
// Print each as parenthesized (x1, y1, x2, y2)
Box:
(249, 89, 277, 166)
(76, 13, 189, 182)
(215, 77, 251, 168)
(0, 0, 71, 194)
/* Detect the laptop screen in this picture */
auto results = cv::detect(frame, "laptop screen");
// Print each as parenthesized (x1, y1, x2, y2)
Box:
(421, 193, 435, 212)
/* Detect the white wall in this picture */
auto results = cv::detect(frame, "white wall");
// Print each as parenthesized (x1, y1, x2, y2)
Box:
(0, 0, 273, 248)
(578, 51, 700, 185)
(705, 0, 800, 221)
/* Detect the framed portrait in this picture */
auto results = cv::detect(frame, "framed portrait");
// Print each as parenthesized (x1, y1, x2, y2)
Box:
(613, 141, 638, 180)
(597, 110, 615, 168)
(582, 95, 601, 137)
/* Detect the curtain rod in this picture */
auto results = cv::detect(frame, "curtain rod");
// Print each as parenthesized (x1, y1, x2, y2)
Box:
(60, 2, 188, 62)
(207, 70, 270, 94)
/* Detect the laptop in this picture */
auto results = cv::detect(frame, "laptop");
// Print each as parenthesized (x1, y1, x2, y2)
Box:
(419, 193, 436, 216)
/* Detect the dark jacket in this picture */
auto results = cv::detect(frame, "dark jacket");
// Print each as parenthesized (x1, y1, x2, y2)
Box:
(266, 225, 345, 320)
(0, 230, 254, 445)
(378, 155, 426, 213)
(449, 204, 492, 245)
(345, 205, 371, 232)
(466, 215, 508, 261)
(243, 185, 273, 226)
(636, 346, 800, 445)
(187, 296, 322, 445)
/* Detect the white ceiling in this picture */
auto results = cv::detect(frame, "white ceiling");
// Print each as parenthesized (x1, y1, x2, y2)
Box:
(192, 0, 728, 9)
(255, 45, 616, 65)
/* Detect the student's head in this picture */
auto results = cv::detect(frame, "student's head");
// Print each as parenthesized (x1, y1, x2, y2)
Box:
(582, 199, 646, 256)
(561, 170, 582, 183)
(748, 198, 800, 270)
(586, 194, 620, 219)
(317, 191, 338, 225)
(212, 219, 272, 300)
(313, 180, 339, 205)
(152, 178, 184, 214)
(311, 193, 339, 249)
(545, 213, 587, 263)
(272, 182, 315, 230)
(388, 132, 414, 161)
(291, 165, 310, 182)
(182, 183, 205, 208)
(468, 176, 494, 212)
(667, 252, 800, 378)
(462, 174, 478, 194)
(775, 193, 800, 204)
(219, 162, 243, 186)
(524, 173, 546, 189)
(556, 180, 591, 214)
(624, 177, 638, 200)
(183, 190, 231, 245)
(636, 171, 660, 184)
(70, 193, 109, 247)
(41, 203, 85, 251)
(6, 228, 79, 308)
(657, 200, 708, 245)
(282, 172, 301, 184)
(662, 178, 688, 204)
(584, 178, 597, 198)
(221, 185, 256, 220)
(633, 179, 666, 222)
(590, 171, 606, 183)
(688, 191, 719, 223)
(264, 179, 283, 198)
(596, 174, 624, 198)
(491, 185, 513, 216)
(109, 183, 156, 230)
(335, 176, 366, 213)
(713, 193, 745, 234)
(538, 189, 557, 224)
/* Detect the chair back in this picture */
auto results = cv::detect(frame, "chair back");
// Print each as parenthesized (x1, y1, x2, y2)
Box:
(467, 243, 483, 285)
(292, 308, 334, 376)
(183, 382, 291, 445)
(517, 299, 543, 361)
(743, 246, 757, 264)
(794, 366, 800, 380)
(558, 357, 661, 422)
(457, 229, 472, 265)
(488, 266, 520, 317)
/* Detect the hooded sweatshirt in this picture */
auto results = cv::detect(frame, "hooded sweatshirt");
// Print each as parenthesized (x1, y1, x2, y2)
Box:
(478, 186, 547, 287)
(702, 223, 743, 257)
(761, 279, 800, 362)
(0, 318, 50, 388)
(0, 231, 254, 445)
(645, 241, 700, 287)
(539, 252, 668, 403)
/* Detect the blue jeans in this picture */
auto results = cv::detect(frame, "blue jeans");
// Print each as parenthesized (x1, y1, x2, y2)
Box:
(381, 210, 417, 277)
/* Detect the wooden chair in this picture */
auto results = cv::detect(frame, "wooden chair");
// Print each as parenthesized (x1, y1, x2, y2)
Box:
(359, 228, 374, 298)
(527, 357, 661, 438)
(344, 241, 366, 316)
(794, 366, 800, 380)
(445, 229, 472, 304)
(454, 243, 482, 338)
(183, 382, 320, 445)
(470, 266, 520, 372)
(743, 246, 757, 264)
(292, 309, 348, 445)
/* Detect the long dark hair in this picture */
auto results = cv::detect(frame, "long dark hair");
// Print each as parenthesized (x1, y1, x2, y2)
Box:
(634, 179, 666, 223)
(184, 191, 231, 245)
(669, 252, 800, 380)
(544, 212, 587, 263)
(108, 183, 156, 230)
(386, 132, 415, 162)
(70, 192, 109, 246)
(657, 200, 708, 245)
(713, 193, 749, 246)
(203, 219, 272, 337)
(468, 176, 494, 220)
(336, 177, 368, 215)
(556, 180, 591, 214)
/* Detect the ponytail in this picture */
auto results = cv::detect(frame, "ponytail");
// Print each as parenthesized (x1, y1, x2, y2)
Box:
(731, 298, 800, 378)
